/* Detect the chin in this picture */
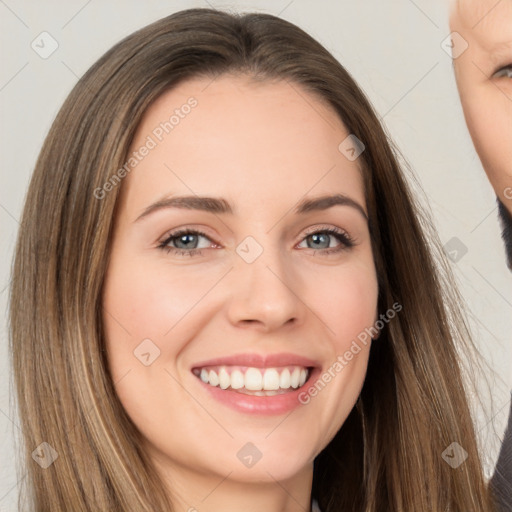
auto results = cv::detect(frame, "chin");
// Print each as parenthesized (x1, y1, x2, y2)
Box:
(227, 457, 314, 484)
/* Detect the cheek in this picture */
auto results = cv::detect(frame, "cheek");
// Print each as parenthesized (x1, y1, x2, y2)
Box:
(297, 263, 378, 442)
(313, 261, 379, 345)
(462, 86, 512, 183)
(102, 258, 214, 370)
(101, 258, 208, 452)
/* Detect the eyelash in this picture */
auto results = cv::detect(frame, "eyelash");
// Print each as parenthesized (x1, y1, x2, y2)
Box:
(493, 64, 512, 79)
(157, 226, 356, 258)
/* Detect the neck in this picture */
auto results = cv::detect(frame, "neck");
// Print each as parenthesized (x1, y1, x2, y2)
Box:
(154, 456, 314, 512)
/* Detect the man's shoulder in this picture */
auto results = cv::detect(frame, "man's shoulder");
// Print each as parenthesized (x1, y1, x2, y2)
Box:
(490, 393, 512, 511)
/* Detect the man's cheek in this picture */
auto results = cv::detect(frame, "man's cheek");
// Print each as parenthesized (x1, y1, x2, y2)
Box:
(461, 94, 492, 154)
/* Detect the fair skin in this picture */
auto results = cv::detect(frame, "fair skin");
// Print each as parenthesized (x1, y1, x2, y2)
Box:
(450, 0, 512, 215)
(102, 74, 378, 512)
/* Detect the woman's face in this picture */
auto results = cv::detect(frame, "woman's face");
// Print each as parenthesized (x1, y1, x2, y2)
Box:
(102, 74, 378, 492)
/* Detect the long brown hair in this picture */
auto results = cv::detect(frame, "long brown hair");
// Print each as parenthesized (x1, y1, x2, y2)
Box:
(9, 7, 497, 511)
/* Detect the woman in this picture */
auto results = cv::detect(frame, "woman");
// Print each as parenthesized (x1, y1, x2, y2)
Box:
(8, 7, 497, 511)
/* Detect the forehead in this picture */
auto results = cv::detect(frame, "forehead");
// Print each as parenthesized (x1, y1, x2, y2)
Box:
(452, 0, 512, 51)
(133, 74, 352, 174)
(141, 73, 344, 132)
(118, 74, 366, 218)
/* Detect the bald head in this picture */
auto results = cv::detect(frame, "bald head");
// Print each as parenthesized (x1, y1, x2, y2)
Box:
(449, 0, 512, 215)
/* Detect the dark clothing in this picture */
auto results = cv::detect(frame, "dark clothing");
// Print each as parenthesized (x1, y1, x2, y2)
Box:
(491, 396, 512, 511)
(489, 198, 512, 511)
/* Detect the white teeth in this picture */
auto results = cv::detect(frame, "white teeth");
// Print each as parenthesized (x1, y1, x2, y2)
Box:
(196, 365, 310, 392)
(230, 370, 244, 389)
(208, 369, 219, 387)
(263, 369, 280, 390)
(279, 368, 291, 389)
(218, 367, 230, 389)
(290, 368, 300, 388)
(244, 368, 263, 390)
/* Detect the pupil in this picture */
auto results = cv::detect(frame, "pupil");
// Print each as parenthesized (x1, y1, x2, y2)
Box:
(312, 233, 327, 248)
(179, 234, 195, 248)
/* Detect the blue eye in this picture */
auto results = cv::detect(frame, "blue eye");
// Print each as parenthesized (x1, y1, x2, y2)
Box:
(158, 229, 211, 257)
(297, 227, 355, 255)
(157, 226, 355, 258)
(493, 64, 512, 78)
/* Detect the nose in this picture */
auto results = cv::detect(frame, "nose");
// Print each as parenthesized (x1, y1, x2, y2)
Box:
(225, 242, 305, 332)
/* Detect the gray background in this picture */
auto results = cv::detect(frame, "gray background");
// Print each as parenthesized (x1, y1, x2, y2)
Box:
(1, 0, 511, 509)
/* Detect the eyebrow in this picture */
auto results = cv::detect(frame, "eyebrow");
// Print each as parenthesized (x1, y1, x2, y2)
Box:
(134, 193, 368, 222)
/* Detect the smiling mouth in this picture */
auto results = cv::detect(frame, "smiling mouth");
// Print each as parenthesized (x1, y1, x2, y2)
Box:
(192, 365, 311, 396)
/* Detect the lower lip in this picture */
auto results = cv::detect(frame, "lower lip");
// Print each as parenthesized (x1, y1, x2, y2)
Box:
(194, 367, 322, 415)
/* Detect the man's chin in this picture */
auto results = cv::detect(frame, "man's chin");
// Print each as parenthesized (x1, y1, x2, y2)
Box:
(497, 197, 512, 271)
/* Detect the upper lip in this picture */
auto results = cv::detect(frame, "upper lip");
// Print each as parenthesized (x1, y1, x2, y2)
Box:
(191, 352, 321, 370)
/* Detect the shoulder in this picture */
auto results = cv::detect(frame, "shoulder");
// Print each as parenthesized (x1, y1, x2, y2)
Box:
(490, 393, 512, 511)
